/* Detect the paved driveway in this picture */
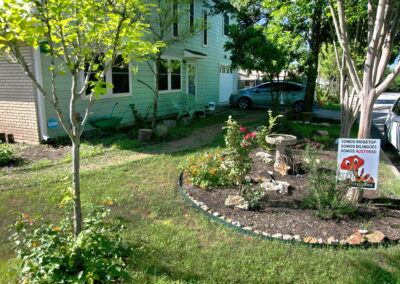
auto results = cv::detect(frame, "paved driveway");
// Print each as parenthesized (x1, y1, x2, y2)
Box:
(372, 92, 400, 137)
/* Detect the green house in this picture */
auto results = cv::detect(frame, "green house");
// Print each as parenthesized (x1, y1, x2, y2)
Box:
(0, 0, 238, 144)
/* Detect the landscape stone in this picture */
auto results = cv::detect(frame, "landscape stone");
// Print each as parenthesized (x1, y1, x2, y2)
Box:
(137, 129, 153, 142)
(262, 232, 271, 237)
(181, 116, 191, 126)
(162, 120, 177, 129)
(200, 205, 209, 211)
(243, 226, 252, 231)
(260, 181, 290, 195)
(272, 233, 283, 239)
(212, 212, 220, 217)
(283, 235, 294, 241)
(346, 232, 366, 245)
(232, 221, 242, 227)
(316, 130, 329, 136)
(225, 195, 249, 210)
(366, 231, 385, 243)
(256, 152, 274, 164)
(254, 230, 262, 234)
(293, 235, 301, 241)
(303, 237, 318, 244)
(155, 124, 169, 137)
(327, 237, 338, 245)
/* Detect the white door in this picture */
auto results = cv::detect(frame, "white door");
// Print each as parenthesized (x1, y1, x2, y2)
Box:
(219, 66, 234, 103)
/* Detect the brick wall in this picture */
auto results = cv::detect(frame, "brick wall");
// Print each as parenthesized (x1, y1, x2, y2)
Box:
(0, 47, 40, 144)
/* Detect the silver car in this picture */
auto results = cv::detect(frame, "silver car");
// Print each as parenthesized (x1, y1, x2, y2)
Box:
(384, 97, 400, 150)
(229, 81, 306, 112)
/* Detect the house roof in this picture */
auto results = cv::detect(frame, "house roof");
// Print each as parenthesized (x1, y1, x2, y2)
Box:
(184, 49, 207, 59)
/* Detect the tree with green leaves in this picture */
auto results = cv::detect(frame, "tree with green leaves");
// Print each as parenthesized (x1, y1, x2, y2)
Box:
(0, 0, 159, 238)
(329, 0, 400, 139)
(138, 0, 203, 130)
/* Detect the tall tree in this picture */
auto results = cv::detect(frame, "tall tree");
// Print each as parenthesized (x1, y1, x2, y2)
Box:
(138, 0, 203, 130)
(329, 0, 400, 138)
(0, 0, 158, 238)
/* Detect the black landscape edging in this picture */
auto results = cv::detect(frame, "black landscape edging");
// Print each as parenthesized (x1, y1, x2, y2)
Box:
(177, 173, 399, 250)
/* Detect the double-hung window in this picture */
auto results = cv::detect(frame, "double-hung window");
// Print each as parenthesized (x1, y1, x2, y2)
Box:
(172, 0, 179, 37)
(189, 0, 194, 29)
(84, 55, 130, 98)
(158, 59, 182, 92)
(223, 14, 229, 36)
(202, 10, 208, 46)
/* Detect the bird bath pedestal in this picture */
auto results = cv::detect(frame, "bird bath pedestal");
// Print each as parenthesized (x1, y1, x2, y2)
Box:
(265, 134, 297, 176)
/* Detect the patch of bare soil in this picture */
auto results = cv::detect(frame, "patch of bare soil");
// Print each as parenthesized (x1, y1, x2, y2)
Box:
(183, 148, 400, 242)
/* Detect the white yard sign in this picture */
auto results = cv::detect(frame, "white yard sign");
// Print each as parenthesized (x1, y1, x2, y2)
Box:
(337, 138, 380, 190)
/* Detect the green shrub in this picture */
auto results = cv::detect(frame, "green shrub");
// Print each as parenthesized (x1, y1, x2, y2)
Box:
(10, 204, 131, 283)
(301, 143, 356, 219)
(183, 152, 234, 189)
(242, 185, 265, 210)
(256, 110, 283, 149)
(0, 143, 16, 166)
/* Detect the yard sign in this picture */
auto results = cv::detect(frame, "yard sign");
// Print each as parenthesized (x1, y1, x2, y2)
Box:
(337, 138, 380, 190)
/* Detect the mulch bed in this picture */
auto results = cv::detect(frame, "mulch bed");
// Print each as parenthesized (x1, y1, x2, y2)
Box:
(182, 148, 400, 243)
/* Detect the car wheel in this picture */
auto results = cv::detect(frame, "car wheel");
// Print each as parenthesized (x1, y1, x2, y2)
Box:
(238, 97, 251, 110)
(293, 101, 304, 113)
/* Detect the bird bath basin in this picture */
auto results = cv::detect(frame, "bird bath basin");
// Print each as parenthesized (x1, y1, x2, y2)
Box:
(265, 134, 297, 176)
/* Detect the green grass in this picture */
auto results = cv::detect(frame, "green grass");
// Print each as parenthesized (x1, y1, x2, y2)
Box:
(0, 115, 399, 283)
(320, 103, 341, 111)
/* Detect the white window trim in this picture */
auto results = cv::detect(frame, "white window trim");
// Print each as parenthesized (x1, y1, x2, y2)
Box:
(172, 1, 179, 38)
(223, 14, 229, 37)
(202, 10, 208, 47)
(188, 0, 195, 29)
(158, 57, 183, 94)
(81, 62, 132, 100)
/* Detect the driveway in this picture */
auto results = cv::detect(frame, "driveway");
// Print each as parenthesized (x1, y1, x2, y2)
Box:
(371, 92, 400, 138)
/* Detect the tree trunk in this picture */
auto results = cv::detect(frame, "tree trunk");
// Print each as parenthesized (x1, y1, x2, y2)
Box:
(357, 94, 375, 138)
(72, 139, 82, 239)
(152, 59, 161, 131)
(303, 4, 323, 112)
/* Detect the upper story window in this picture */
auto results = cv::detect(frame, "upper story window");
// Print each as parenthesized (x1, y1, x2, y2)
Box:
(158, 59, 182, 92)
(84, 54, 130, 98)
(172, 0, 179, 37)
(203, 10, 208, 46)
(189, 0, 194, 29)
(223, 14, 229, 36)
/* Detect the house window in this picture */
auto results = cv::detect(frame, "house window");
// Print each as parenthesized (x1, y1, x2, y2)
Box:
(173, 0, 179, 37)
(84, 54, 130, 97)
(203, 10, 208, 46)
(158, 59, 182, 92)
(189, 0, 194, 29)
(223, 14, 229, 36)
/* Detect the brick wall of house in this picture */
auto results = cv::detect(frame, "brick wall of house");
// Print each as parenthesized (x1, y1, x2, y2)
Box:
(0, 47, 40, 144)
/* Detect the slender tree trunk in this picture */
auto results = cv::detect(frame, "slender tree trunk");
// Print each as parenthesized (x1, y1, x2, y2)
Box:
(72, 138, 82, 239)
(304, 4, 323, 112)
(358, 94, 375, 138)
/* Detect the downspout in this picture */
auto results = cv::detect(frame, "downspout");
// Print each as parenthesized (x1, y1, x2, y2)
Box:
(33, 47, 50, 141)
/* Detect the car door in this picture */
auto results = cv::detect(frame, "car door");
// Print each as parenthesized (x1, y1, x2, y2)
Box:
(251, 83, 272, 106)
(388, 98, 400, 149)
(281, 83, 304, 106)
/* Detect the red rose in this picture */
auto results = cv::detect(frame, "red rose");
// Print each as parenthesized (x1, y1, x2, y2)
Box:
(239, 127, 247, 133)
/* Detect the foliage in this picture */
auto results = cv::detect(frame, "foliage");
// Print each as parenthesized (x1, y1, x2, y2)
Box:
(241, 184, 265, 210)
(223, 116, 257, 184)
(10, 204, 131, 283)
(183, 152, 234, 190)
(0, 143, 16, 167)
(129, 104, 151, 128)
(256, 110, 283, 149)
(300, 141, 356, 219)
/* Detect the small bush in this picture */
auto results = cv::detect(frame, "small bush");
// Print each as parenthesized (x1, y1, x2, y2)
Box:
(183, 152, 234, 189)
(301, 142, 356, 219)
(0, 143, 16, 166)
(242, 185, 265, 210)
(256, 110, 283, 149)
(10, 204, 131, 283)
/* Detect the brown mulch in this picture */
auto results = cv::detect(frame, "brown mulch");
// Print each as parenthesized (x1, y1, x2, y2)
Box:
(183, 148, 400, 242)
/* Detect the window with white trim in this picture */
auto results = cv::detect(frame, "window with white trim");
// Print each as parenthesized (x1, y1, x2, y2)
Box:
(84, 55, 130, 97)
(223, 14, 229, 36)
(202, 10, 208, 46)
(172, 0, 179, 37)
(189, 0, 194, 29)
(158, 59, 182, 92)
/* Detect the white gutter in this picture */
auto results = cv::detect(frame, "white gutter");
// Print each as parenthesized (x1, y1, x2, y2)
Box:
(33, 47, 50, 141)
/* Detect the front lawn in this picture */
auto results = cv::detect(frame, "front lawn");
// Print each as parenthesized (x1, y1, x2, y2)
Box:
(1, 114, 400, 283)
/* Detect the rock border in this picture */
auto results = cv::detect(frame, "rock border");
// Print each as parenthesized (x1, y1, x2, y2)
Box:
(177, 173, 399, 249)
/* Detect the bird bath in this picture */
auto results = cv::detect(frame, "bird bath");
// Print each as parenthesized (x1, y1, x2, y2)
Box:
(265, 134, 297, 176)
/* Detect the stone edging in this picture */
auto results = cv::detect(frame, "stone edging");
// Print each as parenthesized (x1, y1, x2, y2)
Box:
(177, 173, 399, 249)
